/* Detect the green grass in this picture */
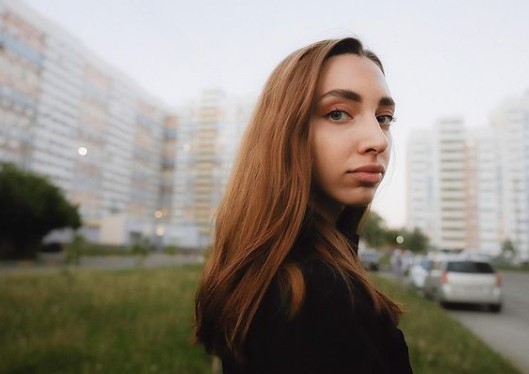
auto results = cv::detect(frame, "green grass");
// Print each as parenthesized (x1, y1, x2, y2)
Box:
(0, 266, 210, 373)
(0, 267, 520, 374)
(495, 263, 529, 272)
(373, 276, 520, 374)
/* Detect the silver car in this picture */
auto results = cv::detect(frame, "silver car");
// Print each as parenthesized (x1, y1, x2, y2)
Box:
(424, 255, 503, 312)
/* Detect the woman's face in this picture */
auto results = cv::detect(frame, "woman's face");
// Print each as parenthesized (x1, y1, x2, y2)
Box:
(311, 54, 394, 217)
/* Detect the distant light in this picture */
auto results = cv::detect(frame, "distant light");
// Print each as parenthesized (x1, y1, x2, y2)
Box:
(78, 147, 88, 156)
(154, 210, 163, 219)
(156, 227, 165, 236)
(183, 143, 191, 152)
(396, 235, 405, 244)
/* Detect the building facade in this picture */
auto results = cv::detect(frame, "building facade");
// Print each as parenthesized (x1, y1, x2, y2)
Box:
(431, 118, 468, 250)
(0, 1, 254, 249)
(491, 92, 529, 259)
(0, 1, 165, 244)
(406, 129, 435, 240)
(408, 98, 529, 259)
(167, 91, 253, 248)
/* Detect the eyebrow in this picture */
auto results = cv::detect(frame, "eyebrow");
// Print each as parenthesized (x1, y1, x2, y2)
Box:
(319, 89, 395, 108)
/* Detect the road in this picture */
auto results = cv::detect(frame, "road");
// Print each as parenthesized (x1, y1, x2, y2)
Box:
(447, 271, 529, 374)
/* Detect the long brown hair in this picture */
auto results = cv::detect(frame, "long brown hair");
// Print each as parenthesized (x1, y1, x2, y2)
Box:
(194, 37, 402, 360)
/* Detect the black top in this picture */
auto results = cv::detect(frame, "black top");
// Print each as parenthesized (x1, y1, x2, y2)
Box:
(221, 259, 413, 373)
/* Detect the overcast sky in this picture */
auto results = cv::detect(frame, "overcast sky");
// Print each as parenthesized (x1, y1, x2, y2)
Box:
(20, 0, 529, 227)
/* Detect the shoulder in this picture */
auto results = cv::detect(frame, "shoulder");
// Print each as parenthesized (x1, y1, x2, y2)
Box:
(301, 259, 350, 304)
(255, 259, 352, 326)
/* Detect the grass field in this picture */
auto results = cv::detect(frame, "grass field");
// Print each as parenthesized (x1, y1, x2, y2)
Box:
(0, 266, 520, 373)
(0, 266, 210, 373)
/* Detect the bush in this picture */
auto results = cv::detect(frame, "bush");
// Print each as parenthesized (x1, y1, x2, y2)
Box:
(0, 163, 81, 259)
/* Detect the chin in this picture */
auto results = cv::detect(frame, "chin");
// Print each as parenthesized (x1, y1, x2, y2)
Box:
(340, 190, 377, 207)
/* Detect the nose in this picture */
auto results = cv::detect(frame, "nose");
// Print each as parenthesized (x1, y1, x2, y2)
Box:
(357, 117, 390, 154)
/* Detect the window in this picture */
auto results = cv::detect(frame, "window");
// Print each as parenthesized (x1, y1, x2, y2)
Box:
(446, 261, 494, 274)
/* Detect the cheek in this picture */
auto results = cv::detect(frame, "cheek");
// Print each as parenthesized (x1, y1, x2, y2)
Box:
(313, 131, 338, 172)
(312, 129, 334, 184)
(313, 125, 349, 162)
(384, 136, 392, 164)
(312, 135, 348, 192)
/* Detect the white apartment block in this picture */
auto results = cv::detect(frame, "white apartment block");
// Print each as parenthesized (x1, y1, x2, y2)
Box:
(466, 128, 501, 255)
(406, 129, 435, 239)
(408, 118, 499, 254)
(492, 91, 529, 259)
(408, 94, 529, 259)
(0, 0, 165, 244)
(0, 1, 255, 249)
(167, 90, 253, 248)
(432, 118, 467, 250)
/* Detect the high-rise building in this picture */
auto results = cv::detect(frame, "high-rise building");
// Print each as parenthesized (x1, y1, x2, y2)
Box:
(406, 129, 435, 239)
(167, 90, 253, 248)
(0, 1, 43, 169)
(466, 128, 501, 254)
(193, 89, 224, 247)
(0, 1, 254, 249)
(408, 97, 529, 259)
(432, 118, 467, 250)
(0, 0, 166, 244)
(492, 91, 529, 259)
(408, 118, 498, 253)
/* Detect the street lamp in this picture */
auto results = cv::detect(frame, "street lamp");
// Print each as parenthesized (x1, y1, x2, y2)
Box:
(153, 209, 167, 250)
(77, 146, 88, 156)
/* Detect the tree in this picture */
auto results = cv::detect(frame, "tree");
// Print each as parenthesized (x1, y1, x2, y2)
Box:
(359, 211, 387, 248)
(400, 227, 430, 254)
(384, 228, 402, 249)
(501, 239, 516, 258)
(0, 163, 81, 259)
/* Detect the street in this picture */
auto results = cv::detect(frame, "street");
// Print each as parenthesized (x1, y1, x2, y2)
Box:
(447, 271, 529, 374)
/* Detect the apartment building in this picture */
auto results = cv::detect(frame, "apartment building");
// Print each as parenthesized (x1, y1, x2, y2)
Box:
(0, 1, 42, 169)
(492, 91, 529, 259)
(466, 128, 501, 254)
(0, 0, 165, 244)
(408, 118, 497, 253)
(432, 118, 468, 250)
(167, 91, 253, 248)
(406, 129, 435, 239)
(0, 1, 254, 248)
(408, 96, 529, 259)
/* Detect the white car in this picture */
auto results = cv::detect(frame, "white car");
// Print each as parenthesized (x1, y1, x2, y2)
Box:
(424, 255, 503, 312)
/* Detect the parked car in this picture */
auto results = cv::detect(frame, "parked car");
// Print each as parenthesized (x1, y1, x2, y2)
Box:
(407, 256, 432, 291)
(359, 249, 380, 271)
(423, 254, 503, 312)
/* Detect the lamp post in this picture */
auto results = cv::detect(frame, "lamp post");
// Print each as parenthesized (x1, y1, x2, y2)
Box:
(153, 209, 166, 251)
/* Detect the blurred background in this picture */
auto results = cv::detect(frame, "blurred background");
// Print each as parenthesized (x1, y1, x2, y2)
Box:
(1, 0, 529, 258)
(1, 1, 529, 373)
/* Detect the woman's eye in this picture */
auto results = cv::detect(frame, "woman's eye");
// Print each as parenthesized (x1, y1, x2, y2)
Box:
(327, 110, 349, 122)
(377, 115, 395, 126)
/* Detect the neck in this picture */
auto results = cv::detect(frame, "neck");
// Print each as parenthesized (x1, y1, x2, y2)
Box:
(312, 192, 344, 224)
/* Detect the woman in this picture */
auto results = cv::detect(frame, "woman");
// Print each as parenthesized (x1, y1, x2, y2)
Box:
(195, 37, 413, 373)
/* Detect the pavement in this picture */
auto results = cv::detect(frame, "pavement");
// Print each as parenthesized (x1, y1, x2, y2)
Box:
(0, 253, 205, 274)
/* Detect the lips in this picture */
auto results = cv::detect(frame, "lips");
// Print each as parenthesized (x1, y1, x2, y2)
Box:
(348, 164, 386, 174)
(347, 164, 385, 184)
